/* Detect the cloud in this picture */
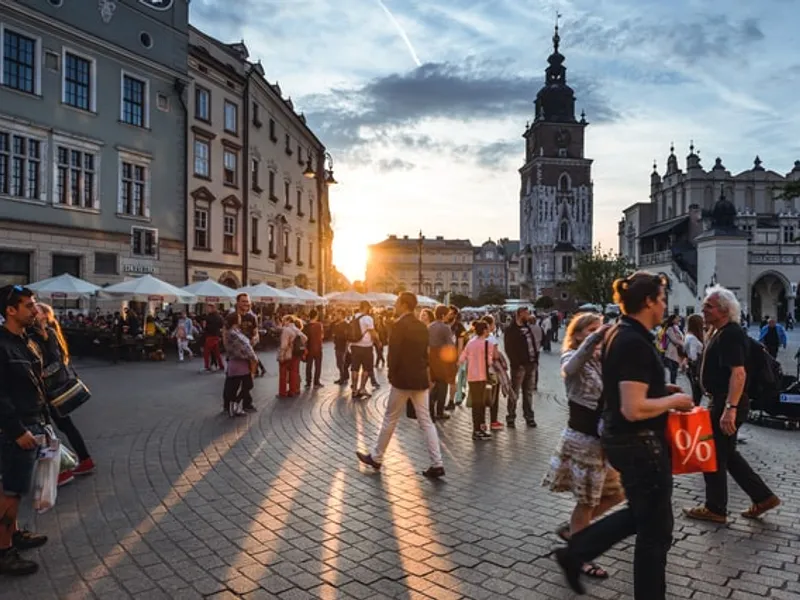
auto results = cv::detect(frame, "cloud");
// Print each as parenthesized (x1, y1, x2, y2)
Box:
(376, 158, 416, 172)
(302, 59, 618, 153)
(568, 14, 764, 64)
(475, 141, 523, 171)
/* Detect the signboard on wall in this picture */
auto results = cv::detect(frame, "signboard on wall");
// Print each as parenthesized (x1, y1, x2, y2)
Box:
(121, 259, 156, 275)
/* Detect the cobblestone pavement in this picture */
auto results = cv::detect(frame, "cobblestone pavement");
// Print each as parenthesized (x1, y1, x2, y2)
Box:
(7, 335, 800, 600)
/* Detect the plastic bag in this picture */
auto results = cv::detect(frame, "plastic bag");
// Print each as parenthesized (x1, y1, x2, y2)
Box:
(59, 444, 78, 473)
(666, 407, 718, 475)
(33, 440, 60, 513)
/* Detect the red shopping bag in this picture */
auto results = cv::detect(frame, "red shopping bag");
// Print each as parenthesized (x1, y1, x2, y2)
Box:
(666, 407, 718, 475)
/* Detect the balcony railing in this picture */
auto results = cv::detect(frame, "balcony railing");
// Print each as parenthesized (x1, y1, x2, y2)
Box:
(639, 250, 671, 266)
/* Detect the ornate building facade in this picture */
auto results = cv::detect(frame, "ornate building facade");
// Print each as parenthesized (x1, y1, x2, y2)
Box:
(519, 24, 593, 308)
(618, 146, 800, 321)
(472, 238, 521, 299)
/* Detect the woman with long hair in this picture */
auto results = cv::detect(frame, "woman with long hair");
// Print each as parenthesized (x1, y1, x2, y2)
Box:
(419, 308, 434, 326)
(683, 314, 705, 405)
(31, 304, 95, 486)
(543, 312, 624, 579)
(277, 316, 307, 398)
(662, 314, 684, 384)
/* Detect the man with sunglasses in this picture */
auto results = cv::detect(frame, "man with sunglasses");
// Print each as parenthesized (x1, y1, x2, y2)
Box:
(0, 285, 50, 575)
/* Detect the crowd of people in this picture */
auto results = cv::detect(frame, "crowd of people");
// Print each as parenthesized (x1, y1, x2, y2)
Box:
(0, 278, 787, 594)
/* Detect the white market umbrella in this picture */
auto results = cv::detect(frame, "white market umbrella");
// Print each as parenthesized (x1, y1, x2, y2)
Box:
(283, 286, 326, 306)
(181, 280, 238, 304)
(416, 295, 438, 308)
(237, 283, 293, 303)
(365, 291, 397, 307)
(325, 290, 368, 304)
(103, 274, 196, 304)
(28, 273, 103, 300)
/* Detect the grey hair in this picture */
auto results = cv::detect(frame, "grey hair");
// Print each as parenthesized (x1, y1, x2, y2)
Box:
(705, 285, 741, 324)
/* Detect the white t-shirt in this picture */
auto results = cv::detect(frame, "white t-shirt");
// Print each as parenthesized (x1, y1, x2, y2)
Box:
(351, 313, 374, 348)
(684, 333, 703, 362)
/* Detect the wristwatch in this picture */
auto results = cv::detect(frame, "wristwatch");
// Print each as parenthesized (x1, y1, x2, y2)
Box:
(725, 403, 738, 410)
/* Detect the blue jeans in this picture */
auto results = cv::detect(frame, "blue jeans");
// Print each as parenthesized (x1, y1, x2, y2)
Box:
(568, 431, 674, 600)
(1, 423, 46, 497)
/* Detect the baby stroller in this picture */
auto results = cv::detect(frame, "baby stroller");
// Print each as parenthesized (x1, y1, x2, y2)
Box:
(747, 354, 800, 430)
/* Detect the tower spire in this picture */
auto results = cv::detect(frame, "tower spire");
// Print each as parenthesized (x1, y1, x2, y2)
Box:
(553, 12, 562, 52)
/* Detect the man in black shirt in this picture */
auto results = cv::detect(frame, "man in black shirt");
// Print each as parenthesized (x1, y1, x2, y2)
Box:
(0, 285, 50, 576)
(684, 286, 780, 524)
(555, 272, 693, 599)
(504, 307, 539, 428)
(332, 310, 350, 385)
(356, 292, 444, 478)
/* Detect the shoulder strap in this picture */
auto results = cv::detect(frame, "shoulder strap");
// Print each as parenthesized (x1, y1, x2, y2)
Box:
(601, 324, 621, 361)
(484, 340, 490, 376)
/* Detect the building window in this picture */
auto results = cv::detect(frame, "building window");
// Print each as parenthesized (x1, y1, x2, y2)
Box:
(284, 181, 291, 207)
(561, 255, 573, 273)
(309, 195, 315, 221)
(252, 102, 261, 126)
(251, 217, 259, 253)
(94, 252, 117, 275)
(121, 73, 147, 127)
(193, 138, 210, 177)
(309, 241, 314, 268)
(267, 170, 278, 201)
(284, 134, 292, 155)
(251, 159, 260, 190)
(559, 221, 569, 242)
(2, 29, 38, 94)
(194, 86, 210, 121)
(131, 227, 157, 257)
(119, 159, 148, 217)
(224, 101, 238, 134)
(784, 226, 795, 244)
(223, 214, 236, 253)
(268, 224, 275, 257)
(0, 132, 41, 200)
(297, 143, 303, 165)
(52, 253, 80, 278)
(283, 230, 290, 262)
(56, 146, 96, 208)
(296, 236, 302, 265)
(269, 118, 277, 142)
(63, 51, 93, 111)
(223, 150, 237, 186)
(194, 208, 208, 249)
(297, 190, 303, 216)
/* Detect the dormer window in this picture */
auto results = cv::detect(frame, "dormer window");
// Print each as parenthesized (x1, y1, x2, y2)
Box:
(559, 221, 569, 242)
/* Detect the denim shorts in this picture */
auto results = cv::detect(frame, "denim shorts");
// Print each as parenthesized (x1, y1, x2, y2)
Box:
(0, 423, 45, 497)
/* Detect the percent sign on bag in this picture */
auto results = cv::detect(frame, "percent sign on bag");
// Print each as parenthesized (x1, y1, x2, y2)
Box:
(667, 408, 718, 475)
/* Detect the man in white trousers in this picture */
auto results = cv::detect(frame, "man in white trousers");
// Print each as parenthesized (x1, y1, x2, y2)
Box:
(356, 291, 445, 478)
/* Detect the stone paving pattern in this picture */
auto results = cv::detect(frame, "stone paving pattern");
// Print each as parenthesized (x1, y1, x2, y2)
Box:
(6, 327, 800, 599)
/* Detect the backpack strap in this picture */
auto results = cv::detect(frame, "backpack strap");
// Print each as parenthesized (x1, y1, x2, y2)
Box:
(597, 324, 622, 415)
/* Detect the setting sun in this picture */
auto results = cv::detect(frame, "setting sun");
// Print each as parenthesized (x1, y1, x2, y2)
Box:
(332, 230, 370, 284)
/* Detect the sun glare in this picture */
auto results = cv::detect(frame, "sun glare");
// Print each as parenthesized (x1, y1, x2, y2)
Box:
(332, 233, 369, 283)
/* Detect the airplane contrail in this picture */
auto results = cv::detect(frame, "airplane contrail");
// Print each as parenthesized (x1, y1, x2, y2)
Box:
(374, 0, 422, 67)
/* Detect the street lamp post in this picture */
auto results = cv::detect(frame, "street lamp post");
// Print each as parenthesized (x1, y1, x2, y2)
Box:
(418, 230, 424, 295)
(303, 150, 337, 296)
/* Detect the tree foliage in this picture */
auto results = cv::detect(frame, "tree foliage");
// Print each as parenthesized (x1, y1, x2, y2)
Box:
(476, 285, 506, 306)
(570, 246, 633, 305)
(776, 181, 800, 202)
(448, 293, 472, 308)
(534, 295, 554, 310)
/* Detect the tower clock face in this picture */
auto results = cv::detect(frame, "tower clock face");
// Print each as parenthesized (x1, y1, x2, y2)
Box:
(555, 128, 571, 148)
(139, 0, 174, 10)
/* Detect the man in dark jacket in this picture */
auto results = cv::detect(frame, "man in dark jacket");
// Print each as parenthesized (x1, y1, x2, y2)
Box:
(356, 292, 444, 478)
(0, 285, 50, 576)
(304, 309, 324, 388)
(503, 307, 539, 428)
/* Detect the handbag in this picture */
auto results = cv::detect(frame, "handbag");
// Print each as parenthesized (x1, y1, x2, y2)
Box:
(485, 341, 499, 389)
(33, 433, 60, 514)
(47, 363, 91, 418)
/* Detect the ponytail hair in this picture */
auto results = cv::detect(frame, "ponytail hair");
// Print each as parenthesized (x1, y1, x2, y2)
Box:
(37, 303, 70, 364)
(612, 271, 667, 315)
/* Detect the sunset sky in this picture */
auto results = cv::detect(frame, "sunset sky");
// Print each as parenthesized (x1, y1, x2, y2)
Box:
(190, 0, 800, 283)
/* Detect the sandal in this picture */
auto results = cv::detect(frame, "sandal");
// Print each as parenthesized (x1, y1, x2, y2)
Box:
(582, 562, 609, 579)
(555, 523, 571, 542)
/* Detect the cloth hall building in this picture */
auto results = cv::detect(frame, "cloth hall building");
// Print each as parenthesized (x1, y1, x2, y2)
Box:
(618, 146, 800, 322)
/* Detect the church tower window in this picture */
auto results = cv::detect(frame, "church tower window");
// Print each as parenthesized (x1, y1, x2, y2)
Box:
(558, 173, 570, 192)
(559, 221, 569, 242)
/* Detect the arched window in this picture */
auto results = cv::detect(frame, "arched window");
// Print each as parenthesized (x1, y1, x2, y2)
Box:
(558, 173, 570, 192)
(559, 221, 569, 242)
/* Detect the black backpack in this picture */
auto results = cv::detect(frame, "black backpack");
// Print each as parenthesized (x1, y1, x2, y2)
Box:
(292, 333, 306, 357)
(347, 315, 366, 344)
(745, 337, 782, 401)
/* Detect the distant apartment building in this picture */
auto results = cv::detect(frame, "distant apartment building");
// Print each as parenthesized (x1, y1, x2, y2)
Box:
(185, 27, 333, 293)
(0, 0, 189, 286)
(366, 235, 474, 298)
